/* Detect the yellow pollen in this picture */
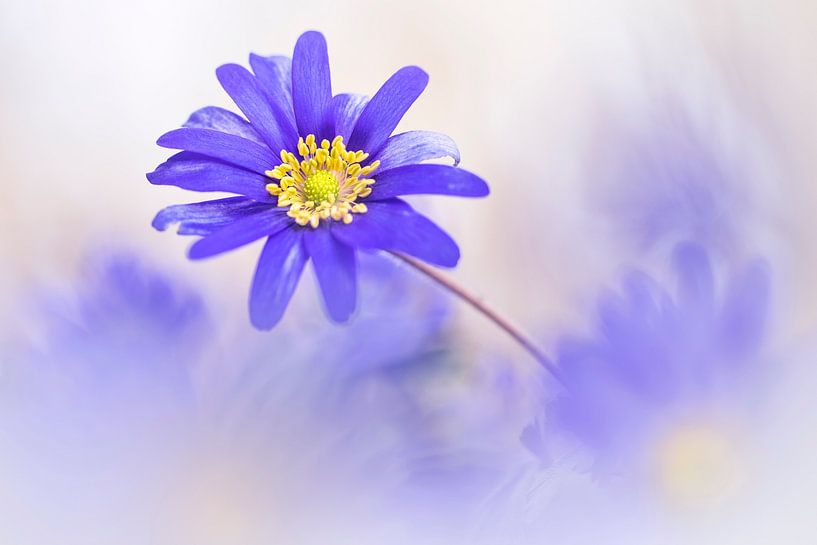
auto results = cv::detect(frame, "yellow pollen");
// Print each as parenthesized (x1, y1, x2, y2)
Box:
(654, 421, 745, 507)
(264, 134, 377, 228)
(303, 170, 339, 204)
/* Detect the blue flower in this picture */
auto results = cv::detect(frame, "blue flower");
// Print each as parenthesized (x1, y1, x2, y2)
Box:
(523, 242, 772, 485)
(592, 101, 764, 253)
(149, 31, 489, 329)
(3, 253, 206, 431)
(2, 250, 520, 542)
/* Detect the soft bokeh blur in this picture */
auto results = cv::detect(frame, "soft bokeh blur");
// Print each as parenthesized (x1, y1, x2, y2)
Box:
(2, 0, 817, 543)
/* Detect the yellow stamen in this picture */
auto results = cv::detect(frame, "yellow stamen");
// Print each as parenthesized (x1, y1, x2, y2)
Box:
(264, 134, 378, 228)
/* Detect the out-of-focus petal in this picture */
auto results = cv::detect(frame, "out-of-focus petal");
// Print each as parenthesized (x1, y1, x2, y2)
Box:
(719, 258, 771, 358)
(673, 241, 716, 315)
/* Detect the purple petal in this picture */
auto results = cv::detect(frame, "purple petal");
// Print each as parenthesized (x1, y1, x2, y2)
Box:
(373, 130, 460, 172)
(147, 152, 271, 200)
(304, 227, 358, 322)
(157, 128, 278, 174)
(370, 164, 489, 200)
(183, 106, 264, 145)
(595, 273, 678, 400)
(250, 228, 308, 330)
(188, 208, 292, 260)
(330, 93, 369, 142)
(152, 197, 275, 236)
(673, 242, 715, 311)
(216, 63, 295, 154)
(719, 258, 771, 357)
(348, 66, 428, 155)
(332, 198, 459, 267)
(249, 53, 296, 130)
(291, 31, 332, 139)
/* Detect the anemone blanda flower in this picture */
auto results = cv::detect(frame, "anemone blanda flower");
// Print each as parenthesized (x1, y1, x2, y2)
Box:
(0, 250, 518, 544)
(149, 31, 489, 329)
(523, 242, 771, 495)
(590, 99, 773, 253)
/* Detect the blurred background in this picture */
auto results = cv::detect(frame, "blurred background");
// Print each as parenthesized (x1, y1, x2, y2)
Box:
(1, 0, 816, 543)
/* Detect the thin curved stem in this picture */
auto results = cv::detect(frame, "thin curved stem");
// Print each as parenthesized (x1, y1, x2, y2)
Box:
(390, 252, 565, 386)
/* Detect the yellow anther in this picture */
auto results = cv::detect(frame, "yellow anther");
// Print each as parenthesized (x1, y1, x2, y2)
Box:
(298, 138, 309, 157)
(267, 134, 375, 227)
(360, 161, 379, 176)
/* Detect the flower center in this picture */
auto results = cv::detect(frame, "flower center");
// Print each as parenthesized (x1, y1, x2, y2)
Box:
(654, 422, 744, 505)
(264, 134, 379, 228)
(303, 170, 340, 204)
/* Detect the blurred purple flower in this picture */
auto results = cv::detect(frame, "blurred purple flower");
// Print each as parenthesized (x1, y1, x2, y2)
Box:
(205, 254, 523, 538)
(0, 254, 208, 544)
(591, 102, 764, 253)
(0, 251, 517, 543)
(524, 241, 771, 479)
(2, 253, 206, 424)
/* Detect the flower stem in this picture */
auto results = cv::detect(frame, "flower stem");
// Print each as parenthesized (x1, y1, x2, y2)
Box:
(390, 252, 565, 386)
